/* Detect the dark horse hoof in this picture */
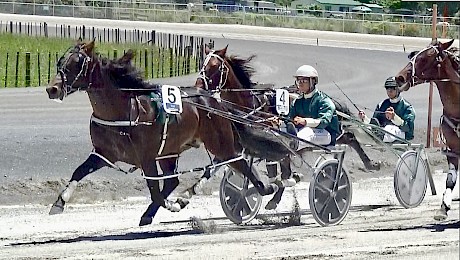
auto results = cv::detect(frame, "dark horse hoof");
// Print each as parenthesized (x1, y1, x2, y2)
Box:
(365, 160, 381, 171)
(139, 217, 153, 226)
(176, 198, 190, 209)
(49, 197, 65, 215)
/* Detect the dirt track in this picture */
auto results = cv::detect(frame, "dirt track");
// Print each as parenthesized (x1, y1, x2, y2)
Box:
(1, 164, 459, 259)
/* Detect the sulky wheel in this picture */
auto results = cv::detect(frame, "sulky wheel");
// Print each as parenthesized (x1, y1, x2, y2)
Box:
(309, 160, 352, 227)
(219, 167, 262, 224)
(394, 150, 428, 208)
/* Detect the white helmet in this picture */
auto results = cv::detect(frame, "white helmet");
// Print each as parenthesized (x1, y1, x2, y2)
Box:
(294, 65, 318, 78)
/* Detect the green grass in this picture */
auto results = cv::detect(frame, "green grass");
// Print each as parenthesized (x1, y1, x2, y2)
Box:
(0, 33, 198, 88)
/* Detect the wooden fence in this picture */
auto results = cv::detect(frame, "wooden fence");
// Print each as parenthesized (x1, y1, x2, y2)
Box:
(0, 21, 207, 87)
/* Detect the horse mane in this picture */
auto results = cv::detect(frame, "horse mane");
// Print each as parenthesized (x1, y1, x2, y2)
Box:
(101, 54, 157, 89)
(226, 55, 256, 89)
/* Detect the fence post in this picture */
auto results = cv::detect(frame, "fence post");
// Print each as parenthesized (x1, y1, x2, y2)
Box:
(44, 22, 48, 37)
(4, 53, 8, 88)
(25, 52, 31, 87)
(37, 52, 41, 86)
(113, 49, 117, 59)
(15, 52, 20, 87)
(144, 49, 148, 79)
(151, 50, 154, 78)
(169, 48, 173, 77)
(48, 52, 51, 83)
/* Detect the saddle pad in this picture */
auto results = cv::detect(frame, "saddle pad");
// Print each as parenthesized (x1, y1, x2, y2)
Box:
(149, 92, 177, 125)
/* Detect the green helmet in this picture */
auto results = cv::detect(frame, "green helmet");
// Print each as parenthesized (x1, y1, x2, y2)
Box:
(384, 76, 398, 88)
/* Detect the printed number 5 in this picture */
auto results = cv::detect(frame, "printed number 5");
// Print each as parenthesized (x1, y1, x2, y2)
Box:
(168, 87, 176, 103)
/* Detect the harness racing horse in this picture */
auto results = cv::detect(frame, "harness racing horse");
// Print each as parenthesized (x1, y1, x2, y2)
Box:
(195, 46, 300, 210)
(45, 39, 278, 226)
(196, 46, 382, 209)
(395, 39, 459, 220)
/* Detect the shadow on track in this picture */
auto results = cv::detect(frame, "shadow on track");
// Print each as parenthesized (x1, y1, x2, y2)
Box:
(359, 220, 460, 233)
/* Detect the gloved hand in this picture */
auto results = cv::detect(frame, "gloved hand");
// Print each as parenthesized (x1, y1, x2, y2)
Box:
(391, 113, 405, 126)
(358, 110, 366, 120)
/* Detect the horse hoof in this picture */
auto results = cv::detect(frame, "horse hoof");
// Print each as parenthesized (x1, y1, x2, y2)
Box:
(434, 210, 448, 221)
(434, 204, 449, 221)
(176, 198, 190, 209)
(265, 201, 278, 210)
(49, 204, 64, 215)
(49, 198, 65, 215)
(366, 161, 381, 171)
(139, 217, 153, 226)
(293, 173, 303, 183)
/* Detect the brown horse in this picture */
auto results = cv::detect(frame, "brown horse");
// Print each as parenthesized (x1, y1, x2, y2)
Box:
(195, 46, 301, 210)
(195, 46, 382, 209)
(45, 39, 277, 226)
(395, 39, 459, 220)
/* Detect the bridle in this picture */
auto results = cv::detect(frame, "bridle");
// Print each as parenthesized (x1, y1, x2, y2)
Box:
(197, 51, 228, 91)
(408, 45, 460, 86)
(56, 46, 96, 97)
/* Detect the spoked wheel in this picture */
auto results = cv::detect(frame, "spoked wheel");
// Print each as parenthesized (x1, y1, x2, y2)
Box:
(394, 150, 428, 208)
(219, 167, 262, 224)
(309, 160, 352, 227)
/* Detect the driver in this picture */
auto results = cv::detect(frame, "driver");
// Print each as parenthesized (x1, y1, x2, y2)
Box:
(358, 76, 415, 142)
(289, 65, 341, 147)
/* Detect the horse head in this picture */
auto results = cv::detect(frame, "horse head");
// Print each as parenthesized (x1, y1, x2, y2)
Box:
(195, 45, 230, 91)
(395, 39, 458, 91)
(46, 38, 98, 101)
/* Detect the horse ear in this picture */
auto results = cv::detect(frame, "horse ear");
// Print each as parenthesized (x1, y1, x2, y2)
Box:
(77, 37, 83, 45)
(83, 40, 95, 54)
(119, 49, 136, 64)
(205, 45, 211, 55)
(216, 45, 228, 58)
(439, 39, 454, 51)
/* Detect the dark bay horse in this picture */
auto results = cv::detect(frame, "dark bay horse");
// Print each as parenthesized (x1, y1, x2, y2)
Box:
(195, 46, 299, 210)
(45, 40, 277, 226)
(395, 39, 459, 220)
(195, 46, 382, 209)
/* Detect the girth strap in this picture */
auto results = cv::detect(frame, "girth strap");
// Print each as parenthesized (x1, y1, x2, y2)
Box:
(442, 115, 460, 138)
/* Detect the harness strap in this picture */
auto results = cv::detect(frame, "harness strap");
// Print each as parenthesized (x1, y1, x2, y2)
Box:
(157, 116, 170, 156)
(441, 115, 460, 138)
(90, 151, 129, 174)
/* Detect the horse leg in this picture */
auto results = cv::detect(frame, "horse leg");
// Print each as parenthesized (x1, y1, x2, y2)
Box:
(49, 153, 109, 215)
(227, 158, 278, 196)
(434, 156, 458, 220)
(180, 157, 223, 199)
(337, 132, 380, 171)
(158, 157, 189, 210)
(265, 157, 297, 210)
(139, 160, 186, 226)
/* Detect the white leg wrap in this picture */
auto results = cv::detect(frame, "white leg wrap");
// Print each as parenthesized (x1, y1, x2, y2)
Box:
(164, 199, 181, 212)
(61, 181, 78, 202)
(193, 178, 208, 194)
(442, 189, 452, 209)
